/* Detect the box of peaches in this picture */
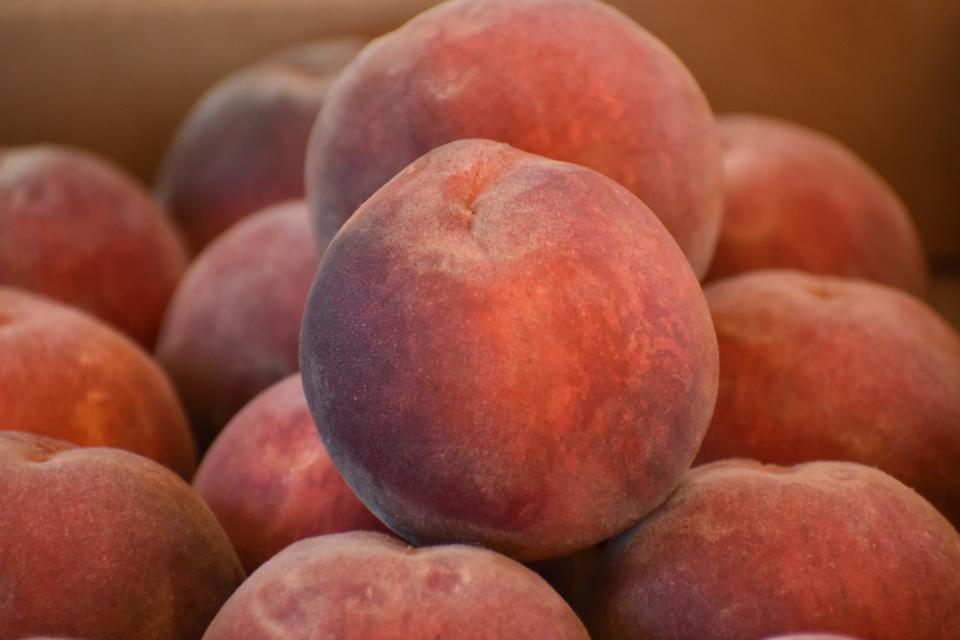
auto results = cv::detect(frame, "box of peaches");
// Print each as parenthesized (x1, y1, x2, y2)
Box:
(1, 1, 958, 639)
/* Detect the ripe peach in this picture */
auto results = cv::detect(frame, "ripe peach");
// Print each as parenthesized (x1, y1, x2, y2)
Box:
(0, 287, 194, 478)
(300, 139, 719, 561)
(307, 0, 722, 277)
(202, 531, 589, 639)
(707, 115, 928, 295)
(697, 270, 960, 526)
(193, 374, 387, 572)
(0, 146, 187, 346)
(589, 460, 960, 639)
(156, 38, 365, 251)
(156, 200, 320, 447)
(0, 431, 245, 640)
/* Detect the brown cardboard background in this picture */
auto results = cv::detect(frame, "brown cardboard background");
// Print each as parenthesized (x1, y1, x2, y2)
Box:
(2, 0, 958, 266)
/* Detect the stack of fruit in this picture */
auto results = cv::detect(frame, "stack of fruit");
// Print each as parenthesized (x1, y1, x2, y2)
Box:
(1, 1, 957, 638)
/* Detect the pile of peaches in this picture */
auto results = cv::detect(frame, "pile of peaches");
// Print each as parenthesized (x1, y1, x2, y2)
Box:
(2, 0, 958, 638)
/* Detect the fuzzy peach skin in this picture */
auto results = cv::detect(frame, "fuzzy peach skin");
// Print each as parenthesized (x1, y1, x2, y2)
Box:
(0, 146, 187, 346)
(0, 431, 245, 640)
(193, 374, 388, 572)
(202, 531, 589, 640)
(0, 287, 195, 477)
(306, 0, 722, 277)
(156, 201, 320, 448)
(588, 460, 960, 640)
(697, 270, 960, 526)
(299, 139, 719, 561)
(706, 115, 928, 295)
(156, 38, 365, 252)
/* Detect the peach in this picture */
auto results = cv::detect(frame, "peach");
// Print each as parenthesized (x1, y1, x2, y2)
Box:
(0, 146, 187, 346)
(706, 114, 928, 295)
(202, 531, 589, 639)
(588, 460, 960, 639)
(300, 139, 719, 560)
(0, 287, 195, 478)
(156, 38, 365, 251)
(307, 0, 722, 277)
(193, 374, 387, 572)
(697, 270, 960, 526)
(0, 431, 245, 640)
(156, 200, 320, 447)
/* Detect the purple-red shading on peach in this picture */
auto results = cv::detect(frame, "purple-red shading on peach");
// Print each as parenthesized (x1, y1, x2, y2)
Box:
(156, 38, 365, 252)
(300, 139, 719, 561)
